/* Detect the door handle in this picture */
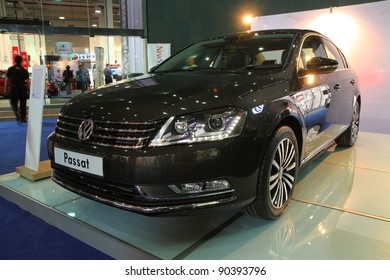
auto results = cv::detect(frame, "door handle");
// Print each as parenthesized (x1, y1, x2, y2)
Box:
(334, 84, 341, 91)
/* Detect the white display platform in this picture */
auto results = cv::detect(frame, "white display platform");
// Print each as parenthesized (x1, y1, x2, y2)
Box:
(1, 132, 390, 260)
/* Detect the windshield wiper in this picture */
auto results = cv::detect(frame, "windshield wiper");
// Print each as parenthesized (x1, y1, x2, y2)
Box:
(153, 69, 186, 74)
(154, 67, 202, 73)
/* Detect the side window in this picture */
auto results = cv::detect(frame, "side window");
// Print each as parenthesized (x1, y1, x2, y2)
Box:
(323, 39, 346, 69)
(298, 36, 327, 70)
(256, 50, 285, 65)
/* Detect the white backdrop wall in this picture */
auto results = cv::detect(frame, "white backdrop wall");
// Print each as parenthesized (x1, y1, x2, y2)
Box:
(251, 0, 390, 134)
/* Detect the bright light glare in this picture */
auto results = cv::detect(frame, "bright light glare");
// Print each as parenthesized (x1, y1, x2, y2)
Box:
(310, 10, 358, 56)
(243, 15, 253, 25)
(306, 75, 315, 85)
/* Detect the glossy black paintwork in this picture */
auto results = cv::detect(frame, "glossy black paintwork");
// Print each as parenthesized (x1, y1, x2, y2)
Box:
(48, 29, 361, 215)
(62, 70, 289, 122)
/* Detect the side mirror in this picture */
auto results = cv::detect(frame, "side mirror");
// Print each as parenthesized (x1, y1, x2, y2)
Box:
(306, 57, 338, 74)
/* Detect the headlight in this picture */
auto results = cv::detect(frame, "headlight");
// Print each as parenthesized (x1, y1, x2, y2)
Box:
(149, 108, 247, 147)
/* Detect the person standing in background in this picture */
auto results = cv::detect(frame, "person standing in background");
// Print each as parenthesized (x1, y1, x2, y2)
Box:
(6, 55, 29, 123)
(76, 64, 90, 93)
(116, 66, 123, 81)
(103, 64, 113, 85)
(62, 65, 74, 95)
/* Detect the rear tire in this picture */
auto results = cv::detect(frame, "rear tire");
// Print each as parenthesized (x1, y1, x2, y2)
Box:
(336, 101, 360, 147)
(243, 126, 299, 219)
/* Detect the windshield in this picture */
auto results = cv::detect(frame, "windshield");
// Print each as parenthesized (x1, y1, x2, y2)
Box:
(153, 33, 295, 72)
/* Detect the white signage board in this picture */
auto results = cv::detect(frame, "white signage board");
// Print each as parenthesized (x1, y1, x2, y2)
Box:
(55, 41, 73, 54)
(25, 65, 46, 171)
(54, 147, 104, 177)
(147, 43, 171, 71)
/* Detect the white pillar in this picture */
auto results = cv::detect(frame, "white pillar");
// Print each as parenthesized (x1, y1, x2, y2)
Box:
(104, 0, 114, 64)
(126, 0, 146, 74)
(104, 0, 114, 28)
(0, 0, 6, 18)
(128, 37, 146, 74)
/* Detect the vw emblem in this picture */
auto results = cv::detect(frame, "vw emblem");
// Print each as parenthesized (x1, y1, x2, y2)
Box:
(78, 118, 94, 141)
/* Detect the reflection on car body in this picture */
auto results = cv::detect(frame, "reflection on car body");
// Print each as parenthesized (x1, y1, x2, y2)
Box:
(47, 29, 361, 219)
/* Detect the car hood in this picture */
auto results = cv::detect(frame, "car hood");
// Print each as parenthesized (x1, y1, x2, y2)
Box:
(61, 70, 286, 121)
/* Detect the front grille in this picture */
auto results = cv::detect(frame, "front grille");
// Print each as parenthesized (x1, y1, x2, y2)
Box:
(55, 114, 163, 149)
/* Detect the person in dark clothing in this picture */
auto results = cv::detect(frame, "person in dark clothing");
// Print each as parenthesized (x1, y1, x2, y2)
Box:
(6, 55, 29, 123)
(62, 65, 74, 95)
(103, 64, 113, 85)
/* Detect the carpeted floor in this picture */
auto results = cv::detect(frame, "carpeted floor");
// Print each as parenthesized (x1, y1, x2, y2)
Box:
(0, 118, 113, 260)
(0, 196, 112, 260)
(0, 118, 55, 175)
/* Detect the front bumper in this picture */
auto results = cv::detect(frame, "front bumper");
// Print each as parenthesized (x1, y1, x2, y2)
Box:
(48, 132, 261, 215)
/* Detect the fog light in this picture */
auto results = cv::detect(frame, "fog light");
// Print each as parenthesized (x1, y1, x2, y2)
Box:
(181, 183, 204, 193)
(179, 180, 230, 194)
(205, 180, 230, 190)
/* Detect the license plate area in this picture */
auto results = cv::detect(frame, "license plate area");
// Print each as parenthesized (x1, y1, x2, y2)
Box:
(54, 147, 103, 177)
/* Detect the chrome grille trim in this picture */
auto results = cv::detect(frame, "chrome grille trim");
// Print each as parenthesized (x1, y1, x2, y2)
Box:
(94, 127, 155, 133)
(56, 126, 78, 135)
(55, 113, 162, 149)
(92, 133, 150, 141)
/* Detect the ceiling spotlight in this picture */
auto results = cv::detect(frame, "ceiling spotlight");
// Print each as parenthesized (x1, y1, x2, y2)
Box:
(94, 3, 101, 14)
(243, 15, 252, 25)
(59, 16, 65, 20)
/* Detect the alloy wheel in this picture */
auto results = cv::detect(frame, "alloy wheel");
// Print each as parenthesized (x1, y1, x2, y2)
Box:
(351, 103, 360, 144)
(269, 138, 297, 209)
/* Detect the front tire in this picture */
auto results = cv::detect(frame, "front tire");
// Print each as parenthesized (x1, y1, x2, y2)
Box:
(243, 126, 299, 219)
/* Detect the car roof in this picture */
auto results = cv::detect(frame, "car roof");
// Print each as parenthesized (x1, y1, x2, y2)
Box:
(205, 29, 319, 42)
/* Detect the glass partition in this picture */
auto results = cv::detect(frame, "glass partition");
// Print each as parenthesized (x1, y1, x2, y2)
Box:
(0, 0, 145, 96)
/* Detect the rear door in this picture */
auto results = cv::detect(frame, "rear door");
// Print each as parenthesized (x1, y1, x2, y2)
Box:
(322, 38, 356, 133)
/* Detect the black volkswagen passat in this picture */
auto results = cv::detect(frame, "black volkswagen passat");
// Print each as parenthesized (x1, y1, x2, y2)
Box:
(47, 29, 361, 219)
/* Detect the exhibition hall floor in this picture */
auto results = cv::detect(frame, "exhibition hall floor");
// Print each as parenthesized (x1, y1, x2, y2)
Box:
(1, 131, 389, 260)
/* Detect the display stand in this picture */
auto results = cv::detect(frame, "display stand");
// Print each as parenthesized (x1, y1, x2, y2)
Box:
(16, 160, 52, 181)
(16, 65, 52, 181)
